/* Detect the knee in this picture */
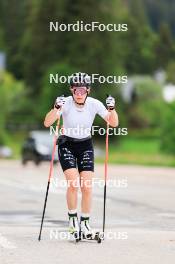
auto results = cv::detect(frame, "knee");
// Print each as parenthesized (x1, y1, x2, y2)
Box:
(67, 180, 79, 193)
(81, 186, 92, 196)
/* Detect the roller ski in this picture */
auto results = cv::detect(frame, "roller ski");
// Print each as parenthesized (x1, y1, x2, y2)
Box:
(79, 218, 102, 243)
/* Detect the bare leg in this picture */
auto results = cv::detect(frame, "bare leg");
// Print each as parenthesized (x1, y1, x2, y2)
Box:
(80, 171, 93, 214)
(64, 168, 79, 210)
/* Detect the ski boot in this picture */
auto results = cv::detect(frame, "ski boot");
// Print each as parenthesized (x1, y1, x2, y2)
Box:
(80, 219, 102, 243)
(68, 214, 80, 243)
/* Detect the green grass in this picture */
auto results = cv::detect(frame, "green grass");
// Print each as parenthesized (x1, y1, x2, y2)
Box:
(96, 137, 175, 167)
(114, 137, 159, 154)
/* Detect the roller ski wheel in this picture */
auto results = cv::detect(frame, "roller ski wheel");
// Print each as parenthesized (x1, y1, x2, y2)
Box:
(79, 231, 102, 243)
(94, 232, 102, 243)
(69, 231, 80, 243)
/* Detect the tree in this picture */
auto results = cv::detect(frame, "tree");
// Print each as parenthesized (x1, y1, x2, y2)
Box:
(22, 0, 128, 99)
(0, 0, 29, 79)
(0, 71, 25, 143)
(22, 0, 68, 93)
(154, 23, 175, 69)
(38, 61, 76, 119)
(122, 17, 156, 74)
(0, 25, 5, 50)
(144, 0, 175, 36)
(127, 0, 147, 25)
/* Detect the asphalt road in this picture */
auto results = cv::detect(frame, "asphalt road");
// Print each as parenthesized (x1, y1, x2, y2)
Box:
(0, 160, 175, 263)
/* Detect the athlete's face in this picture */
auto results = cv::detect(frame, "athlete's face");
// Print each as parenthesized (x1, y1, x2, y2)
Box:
(71, 87, 90, 104)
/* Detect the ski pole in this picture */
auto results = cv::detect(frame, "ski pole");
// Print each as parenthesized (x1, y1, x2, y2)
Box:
(38, 134, 57, 241)
(102, 110, 109, 238)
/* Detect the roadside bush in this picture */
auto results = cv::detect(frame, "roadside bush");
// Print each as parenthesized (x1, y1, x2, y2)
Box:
(127, 76, 165, 129)
(160, 102, 175, 154)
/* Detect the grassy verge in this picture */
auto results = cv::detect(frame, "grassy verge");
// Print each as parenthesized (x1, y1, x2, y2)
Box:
(96, 137, 175, 167)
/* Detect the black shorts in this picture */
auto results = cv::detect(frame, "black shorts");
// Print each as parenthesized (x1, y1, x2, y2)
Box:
(58, 136, 94, 173)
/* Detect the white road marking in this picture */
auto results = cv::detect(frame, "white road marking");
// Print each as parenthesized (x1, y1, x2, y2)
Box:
(0, 233, 16, 249)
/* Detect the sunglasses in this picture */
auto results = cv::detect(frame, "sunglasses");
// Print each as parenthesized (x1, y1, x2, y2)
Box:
(73, 87, 87, 96)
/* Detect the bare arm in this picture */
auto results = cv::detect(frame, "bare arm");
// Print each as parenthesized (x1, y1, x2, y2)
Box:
(44, 108, 61, 127)
(44, 95, 66, 127)
(105, 109, 119, 127)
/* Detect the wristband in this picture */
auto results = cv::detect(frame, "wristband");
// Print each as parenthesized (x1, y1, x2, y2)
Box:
(54, 104, 61, 109)
(108, 107, 115, 111)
